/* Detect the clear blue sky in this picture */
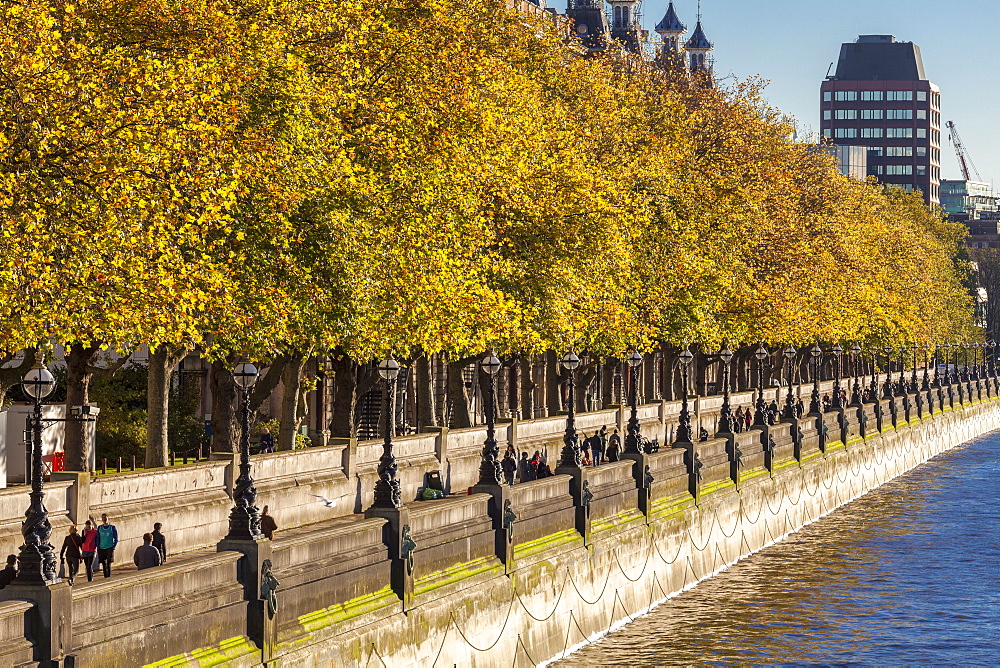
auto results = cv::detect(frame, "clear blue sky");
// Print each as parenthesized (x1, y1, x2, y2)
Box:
(557, 0, 1000, 186)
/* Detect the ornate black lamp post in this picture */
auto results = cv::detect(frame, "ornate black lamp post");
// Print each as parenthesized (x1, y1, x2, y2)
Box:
(624, 349, 644, 454)
(675, 348, 695, 443)
(922, 344, 931, 391)
(830, 344, 844, 409)
(808, 344, 823, 414)
(850, 343, 863, 406)
(372, 356, 403, 509)
(753, 344, 769, 426)
(13, 359, 59, 585)
(225, 362, 263, 540)
(477, 351, 503, 486)
(782, 346, 797, 420)
(896, 347, 907, 397)
(718, 345, 735, 433)
(882, 346, 895, 399)
(559, 351, 582, 466)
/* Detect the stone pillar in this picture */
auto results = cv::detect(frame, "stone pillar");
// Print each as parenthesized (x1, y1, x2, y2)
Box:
(470, 483, 515, 572)
(217, 537, 276, 664)
(50, 471, 89, 526)
(364, 506, 414, 611)
(0, 582, 72, 666)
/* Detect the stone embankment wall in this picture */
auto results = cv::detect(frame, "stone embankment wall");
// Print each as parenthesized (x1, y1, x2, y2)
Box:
(0, 379, 995, 667)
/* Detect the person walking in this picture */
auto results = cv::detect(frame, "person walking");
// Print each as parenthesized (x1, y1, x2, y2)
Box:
(260, 506, 278, 540)
(593, 429, 606, 466)
(151, 523, 167, 564)
(607, 428, 622, 462)
(133, 533, 162, 570)
(59, 525, 84, 585)
(96, 514, 119, 578)
(80, 519, 98, 582)
(0, 555, 16, 589)
(501, 451, 517, 486)
(258, 427, 275, 454)
(517, 452, 534, 483)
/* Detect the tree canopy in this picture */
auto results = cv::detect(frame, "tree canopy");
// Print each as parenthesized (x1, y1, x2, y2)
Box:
(0, 0, 979, 364)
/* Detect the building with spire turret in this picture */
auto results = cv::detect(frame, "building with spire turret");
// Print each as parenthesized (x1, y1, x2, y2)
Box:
(654, 1, 686, 54)
(608, 0, 643, 53)
(684, 18, 713, 78)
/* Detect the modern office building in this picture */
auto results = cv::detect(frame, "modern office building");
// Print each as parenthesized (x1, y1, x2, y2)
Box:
(940, 179, 998, 217)
(819, 144, 869, 180)
(820, 35, 942, 205)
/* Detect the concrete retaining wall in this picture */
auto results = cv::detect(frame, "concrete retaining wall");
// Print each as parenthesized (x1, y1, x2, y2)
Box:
(270, 393, 1000, 667)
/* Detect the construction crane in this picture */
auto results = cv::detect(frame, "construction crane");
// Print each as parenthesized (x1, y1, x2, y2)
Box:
(946, 120, 982, 182)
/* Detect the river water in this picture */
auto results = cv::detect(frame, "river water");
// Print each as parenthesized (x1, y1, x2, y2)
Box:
(554, 432, 1000, 666)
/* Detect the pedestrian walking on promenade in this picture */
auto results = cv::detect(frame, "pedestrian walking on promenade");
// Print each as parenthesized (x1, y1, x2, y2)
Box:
(517, 452, 534, 482)
(258, 427, 275, 454)
(501, 451, 517, 485)
(260, 506, 278, 540)
(151, 523, 168, 563)
(97, 513, 119, 578)
(607, 428, 621, 462)
(133, 533, 162, 570)
(59, 525, 84, 585)
(593, 429, 606, 466)
(80, 519, 99, 582)
(0, 555, 16, 589)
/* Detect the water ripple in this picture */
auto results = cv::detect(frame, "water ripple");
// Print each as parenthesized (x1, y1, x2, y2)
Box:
(555, 433, 1000, 666)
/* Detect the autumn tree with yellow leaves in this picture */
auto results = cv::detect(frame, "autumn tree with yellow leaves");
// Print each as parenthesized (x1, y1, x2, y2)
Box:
(0, 0, 979, 461)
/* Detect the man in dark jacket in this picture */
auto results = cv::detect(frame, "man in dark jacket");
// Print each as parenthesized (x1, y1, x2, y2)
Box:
(151, 523, 167, 563)
(132, 533, 163, 571)
(0, 555, 16, 589)
(133, 533, 162, 570)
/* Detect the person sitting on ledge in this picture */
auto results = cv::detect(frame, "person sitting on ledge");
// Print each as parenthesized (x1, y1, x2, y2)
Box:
(133, 533, 162, 570)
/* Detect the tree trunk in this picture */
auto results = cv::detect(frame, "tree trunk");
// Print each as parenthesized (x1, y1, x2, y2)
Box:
(145, 346, 189, 468)
(519, 356, 535, 419)
(415, 353, 437, 431)
(447, 356, 475, 428)
(545, 351, 562, 413)
(578, 364, 597, 412)
(210, 359, 238, 453)
(64, 343, 100, 472)
(278, 354, 308, 451)
(329, 354, 358, 438)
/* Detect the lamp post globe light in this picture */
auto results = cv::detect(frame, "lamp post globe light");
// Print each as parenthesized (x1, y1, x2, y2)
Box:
(559, 351, 583, 467)
(226, 362, 264, 539)
(782, 346, 797, 420)
(477, 352, 504, 486)
(624, 349, 645, 455)
(850, 343, 863, 406)
(717, 346, 735, 434)
(372, 356, 403, 509)
(14, 359, 59, 584)
(753, 344, 769, 426)
(808, 344, 823, 414)
(674, 348, 695, 444)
